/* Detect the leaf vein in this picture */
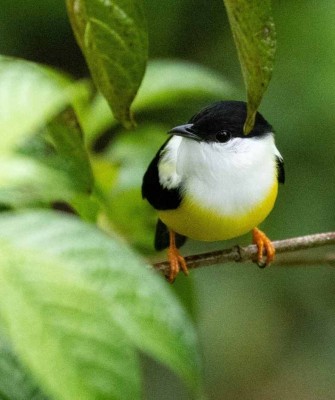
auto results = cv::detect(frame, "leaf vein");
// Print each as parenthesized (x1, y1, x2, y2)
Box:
(99, 54, 134, 86)
(89, 17, 129, 52)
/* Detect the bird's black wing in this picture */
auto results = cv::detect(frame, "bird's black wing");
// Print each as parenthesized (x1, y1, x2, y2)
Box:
(276, 156, 285, 184)
(142, 138, 182, 210)
(142, 138, 187, 250)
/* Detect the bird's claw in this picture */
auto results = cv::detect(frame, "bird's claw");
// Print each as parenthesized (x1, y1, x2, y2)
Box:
(167, 247, 188, 283)
(252, 227, 275, 268)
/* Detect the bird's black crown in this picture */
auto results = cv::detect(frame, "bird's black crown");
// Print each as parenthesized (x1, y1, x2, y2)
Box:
(188, 100, 273, 139)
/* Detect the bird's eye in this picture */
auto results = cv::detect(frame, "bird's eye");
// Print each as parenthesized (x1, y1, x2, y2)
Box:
(215, 130, 231, 143)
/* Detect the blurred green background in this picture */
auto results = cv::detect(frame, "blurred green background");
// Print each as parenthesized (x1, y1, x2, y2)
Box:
(1, 0, 335, 399)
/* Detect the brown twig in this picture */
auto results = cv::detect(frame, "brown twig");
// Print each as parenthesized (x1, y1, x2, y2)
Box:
(153, 232, 335, 275)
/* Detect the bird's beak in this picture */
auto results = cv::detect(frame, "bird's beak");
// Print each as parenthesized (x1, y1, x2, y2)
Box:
(168, 124, 201, 141)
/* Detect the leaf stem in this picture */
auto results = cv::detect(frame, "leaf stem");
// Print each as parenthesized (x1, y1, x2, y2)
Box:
(153, 232, 335, 274)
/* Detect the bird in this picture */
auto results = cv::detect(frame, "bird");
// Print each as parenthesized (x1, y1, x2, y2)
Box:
(142, 100, 285, 282)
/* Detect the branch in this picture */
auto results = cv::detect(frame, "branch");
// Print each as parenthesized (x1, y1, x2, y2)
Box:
(153, 232, 335, 275)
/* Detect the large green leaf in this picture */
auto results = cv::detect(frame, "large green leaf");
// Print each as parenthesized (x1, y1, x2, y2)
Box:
(66, 0, 148, 128)
(0, 211, 202, 397)
(0, 339, 48, 400)
(0, 56, 87, 153)
(81, 59, 234, 144)
(0, 239, 140, 400)
(223, 0, 276, 133)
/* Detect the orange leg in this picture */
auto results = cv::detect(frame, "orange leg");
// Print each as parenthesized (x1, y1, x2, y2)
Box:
(252, 227, 275, 268)
(167, 230, 189, 282)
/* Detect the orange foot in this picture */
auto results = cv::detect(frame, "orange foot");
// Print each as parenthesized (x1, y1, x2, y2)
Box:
(167, 230, 189, 283)
(252, 227, 275, 268)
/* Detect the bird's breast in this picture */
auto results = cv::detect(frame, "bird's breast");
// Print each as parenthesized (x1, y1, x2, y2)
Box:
(157, 134, 280, 241)
(158, 179, 278, 241)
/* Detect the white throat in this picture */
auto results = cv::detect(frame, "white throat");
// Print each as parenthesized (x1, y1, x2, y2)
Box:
(158, 134, 281, 215)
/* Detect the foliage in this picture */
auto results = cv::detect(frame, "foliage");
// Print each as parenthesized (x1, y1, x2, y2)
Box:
(66, 0, 148, 129)
(223, 0, 276, 133)
(0, 211, 202, 399)
(0, 0, 243, 393)
(0, 50, 217, 398)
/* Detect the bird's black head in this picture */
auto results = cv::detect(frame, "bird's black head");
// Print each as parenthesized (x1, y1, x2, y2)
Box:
(169, 101, 273, 143)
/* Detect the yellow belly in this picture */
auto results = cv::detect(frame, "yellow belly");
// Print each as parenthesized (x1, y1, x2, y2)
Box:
(158, 181, 278, 241)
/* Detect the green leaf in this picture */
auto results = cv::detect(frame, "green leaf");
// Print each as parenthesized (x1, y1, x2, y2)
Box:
(0, 130, 93, 209)
(0, 155, 78, 207)
(0, 154, 98, 222)
(44, 108, 94, 194)
(0, 211, 202, 397)
(223, 0, 276, 133)
(0, 107, 96, 215)
(0, 236, 140, 400)
(0, 339, 48, 400)
(0, 56, 87, 153)
(82, 59, 235, 144)
(66, 0, 148, 128)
